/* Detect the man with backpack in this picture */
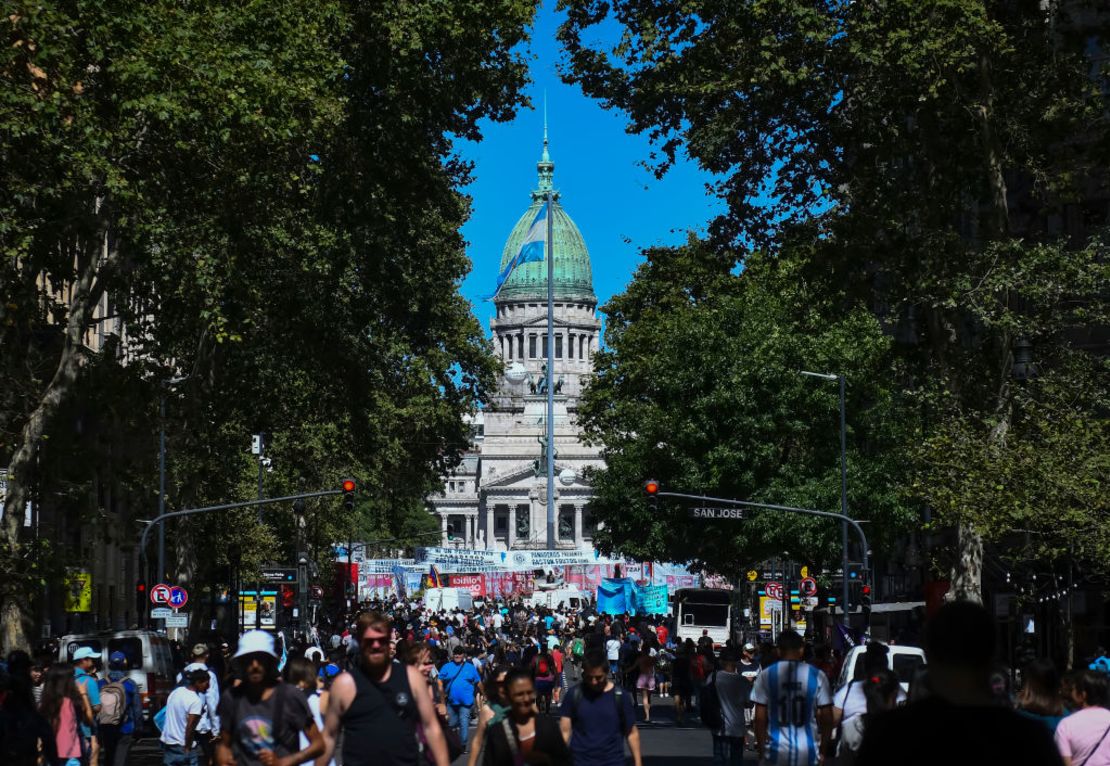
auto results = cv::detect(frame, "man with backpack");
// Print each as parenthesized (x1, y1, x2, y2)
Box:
(98, 651, 142, 766)
(559, 649, 642, 766)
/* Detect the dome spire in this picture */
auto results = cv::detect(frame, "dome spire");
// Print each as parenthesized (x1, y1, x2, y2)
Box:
(536, 92, 555, 196)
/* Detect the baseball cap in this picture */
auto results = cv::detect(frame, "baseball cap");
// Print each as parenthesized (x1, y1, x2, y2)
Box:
(233, 629, 277, 659)
(191, 643, 209, 657)
(743, 642, 756, 652)
(72, 647, 98, 662)
(108, 651, 128, 668)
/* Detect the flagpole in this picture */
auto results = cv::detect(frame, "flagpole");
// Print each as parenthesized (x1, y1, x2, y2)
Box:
(545, 191, 556, 550)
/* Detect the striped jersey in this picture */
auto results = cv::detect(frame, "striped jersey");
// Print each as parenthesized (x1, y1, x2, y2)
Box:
(751, 660, 832, 766)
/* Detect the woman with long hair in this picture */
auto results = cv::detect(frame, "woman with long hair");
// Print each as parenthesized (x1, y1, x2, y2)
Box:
(1016, 658, 1065, 733)
(38, 663, 91, 766)
(532, 645, 557, 714)
(482, 669, 571, 766)
(635, 646, 657, 723)
(466, 665, 512, 766)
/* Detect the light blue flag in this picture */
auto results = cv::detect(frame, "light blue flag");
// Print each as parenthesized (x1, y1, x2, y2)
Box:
(489, 201, 548, 299)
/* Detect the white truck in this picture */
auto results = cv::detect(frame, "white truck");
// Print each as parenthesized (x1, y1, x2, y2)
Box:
(422, 587, 475, 612)
(527, 587, 591, 611)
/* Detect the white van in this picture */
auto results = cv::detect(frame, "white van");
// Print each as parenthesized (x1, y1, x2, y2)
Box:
(527, 588, 590, 611)
(835, 642, 926, 693)
(58, 629, 177, 729)
(422, 587, 475, 612)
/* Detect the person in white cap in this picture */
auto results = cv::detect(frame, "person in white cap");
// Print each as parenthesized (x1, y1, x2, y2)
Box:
(215, 630, 323, 766)
(177, 643, 220, 765)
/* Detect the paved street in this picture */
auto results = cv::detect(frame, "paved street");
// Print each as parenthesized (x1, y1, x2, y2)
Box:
(124, 696, 744, 766)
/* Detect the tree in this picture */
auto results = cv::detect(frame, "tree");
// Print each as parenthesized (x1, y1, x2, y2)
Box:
(559, 0, 1109, 599)
(1, 0, 535, 650)
(578, 240, 917, 575)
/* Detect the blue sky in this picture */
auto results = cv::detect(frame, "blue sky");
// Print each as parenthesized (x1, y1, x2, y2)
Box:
(456, 2, 723, 337)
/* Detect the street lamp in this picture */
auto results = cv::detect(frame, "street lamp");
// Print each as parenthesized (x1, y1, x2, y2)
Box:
(799, 370, 851, 623)
(157, 374, 190, 586)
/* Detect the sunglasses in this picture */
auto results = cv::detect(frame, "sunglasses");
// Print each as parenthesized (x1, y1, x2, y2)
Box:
(362, 637, 389, 647)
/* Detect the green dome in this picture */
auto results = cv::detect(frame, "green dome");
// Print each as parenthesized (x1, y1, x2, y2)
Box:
(494, 138, 596, 303)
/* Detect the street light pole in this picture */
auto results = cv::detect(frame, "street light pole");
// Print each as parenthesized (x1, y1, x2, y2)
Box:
(156, 374, 189, 588)
(801, 370, 851, 622)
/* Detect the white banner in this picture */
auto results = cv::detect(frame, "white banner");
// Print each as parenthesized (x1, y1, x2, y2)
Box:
(415, 547, 616, 572)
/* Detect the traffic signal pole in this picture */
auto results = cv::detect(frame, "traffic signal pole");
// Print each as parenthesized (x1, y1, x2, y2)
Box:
(138, 488, 344, 627)
(646, 486, 871, 588)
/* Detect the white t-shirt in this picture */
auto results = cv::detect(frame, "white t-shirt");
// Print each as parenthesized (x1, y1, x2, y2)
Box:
(300, 690, 335, 766)
(833, 680, 907, 721)
(606, 638, 622, 661)
(160, 686, 204, 747)
(751, 660, 832, 766)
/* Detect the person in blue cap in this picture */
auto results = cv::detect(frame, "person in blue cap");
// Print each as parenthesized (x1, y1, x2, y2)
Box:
(97, 651, 142, 766)
(72, 646, 101, 765)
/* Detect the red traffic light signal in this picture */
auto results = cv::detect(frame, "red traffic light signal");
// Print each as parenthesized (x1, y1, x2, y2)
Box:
(136, 582, 146, 594)
(341, 479, 356, 493)
(643, 479, 660, 495)
(862, 585, 872, 596)
(342, 479, 356, 511)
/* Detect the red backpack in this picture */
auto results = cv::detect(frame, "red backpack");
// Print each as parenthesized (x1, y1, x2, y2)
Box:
(537, 657, 551, 676)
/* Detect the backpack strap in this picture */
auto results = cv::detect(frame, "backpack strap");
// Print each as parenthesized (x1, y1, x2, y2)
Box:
(613, 686, 627, 735)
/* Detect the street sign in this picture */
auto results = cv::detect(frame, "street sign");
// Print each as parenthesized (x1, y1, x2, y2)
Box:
(260, 568, 298, 583)
(688, 506, 745, 520)
(151, 607, 173, 618)
(165, 613, 188, 628)
(150, 584, 172, 605)
(746, 570, 759, 582)
(765, 582, 784, 600)
(168, 586, 189, 608)
(800, 577, 818, 597)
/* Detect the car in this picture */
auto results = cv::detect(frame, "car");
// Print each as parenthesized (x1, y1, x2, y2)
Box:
(835, 641, 926, 693)
(58, 629, 177, 730)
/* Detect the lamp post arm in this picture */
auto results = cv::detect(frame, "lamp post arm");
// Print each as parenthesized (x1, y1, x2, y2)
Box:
(139, 489, 343, 580)
(655, 490, 870, 575)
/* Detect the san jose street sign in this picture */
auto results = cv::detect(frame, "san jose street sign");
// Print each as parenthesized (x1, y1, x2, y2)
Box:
(687, 507, 746, 520)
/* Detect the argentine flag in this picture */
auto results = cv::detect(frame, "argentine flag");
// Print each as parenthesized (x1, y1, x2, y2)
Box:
(493, 201, 548, 297)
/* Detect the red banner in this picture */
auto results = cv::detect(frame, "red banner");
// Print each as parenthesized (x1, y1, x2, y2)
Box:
(446, 573, 486, 597)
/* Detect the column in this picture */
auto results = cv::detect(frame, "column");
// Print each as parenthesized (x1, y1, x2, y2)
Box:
(506, 506, 516, 549)
(468, 516, 476, 547)
(440, 514, 448, 546)
(485, 507, 494, 550)
(574, 505, 583, 548)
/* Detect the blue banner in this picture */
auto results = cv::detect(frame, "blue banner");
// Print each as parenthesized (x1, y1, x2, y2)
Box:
(597, 579, 669, 616)
(634, 585, 669, 615)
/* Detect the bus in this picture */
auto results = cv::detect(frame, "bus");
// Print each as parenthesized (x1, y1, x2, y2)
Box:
(673, 588, 732, 648)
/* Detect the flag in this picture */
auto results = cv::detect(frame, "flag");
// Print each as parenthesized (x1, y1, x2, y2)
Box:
(489, 201, 549, 299)
(428, 565, 444, 589)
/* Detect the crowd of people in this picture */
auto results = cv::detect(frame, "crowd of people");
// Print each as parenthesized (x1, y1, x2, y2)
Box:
(2, 596, 1109, 765)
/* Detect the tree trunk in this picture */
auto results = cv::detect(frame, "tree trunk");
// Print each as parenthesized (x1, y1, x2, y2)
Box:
(950, 523, 984, 604)
(1, 218, 113, 653)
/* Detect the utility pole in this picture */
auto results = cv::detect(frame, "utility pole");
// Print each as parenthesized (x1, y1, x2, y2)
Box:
(253, 433, 265, 630)
(545, 190, 556, 550)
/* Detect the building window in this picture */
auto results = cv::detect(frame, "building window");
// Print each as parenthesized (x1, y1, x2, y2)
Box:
(555, 334, 563, 359)
(518, 335, 524, 358)
(559, 508, 574, 540)
(568, 333, 575, 359)
(506, 336, 513, 360)
(496, 515, 507, 532)
(542, 335, 548, 357)
(529, 335, 537, 358)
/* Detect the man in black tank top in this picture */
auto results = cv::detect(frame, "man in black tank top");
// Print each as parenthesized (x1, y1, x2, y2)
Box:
(319, 612, 449, 766)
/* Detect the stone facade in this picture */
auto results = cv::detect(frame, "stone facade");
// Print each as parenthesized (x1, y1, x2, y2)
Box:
(429, 136, 604, 550)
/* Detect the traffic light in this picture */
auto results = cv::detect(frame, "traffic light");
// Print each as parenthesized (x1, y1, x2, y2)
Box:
(280, 584, 295, 609)
(861, 584, 872, 615)
(135, 581, 147, 613)
(643, 479, 660, 508)
(341, 479, 356, 511)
